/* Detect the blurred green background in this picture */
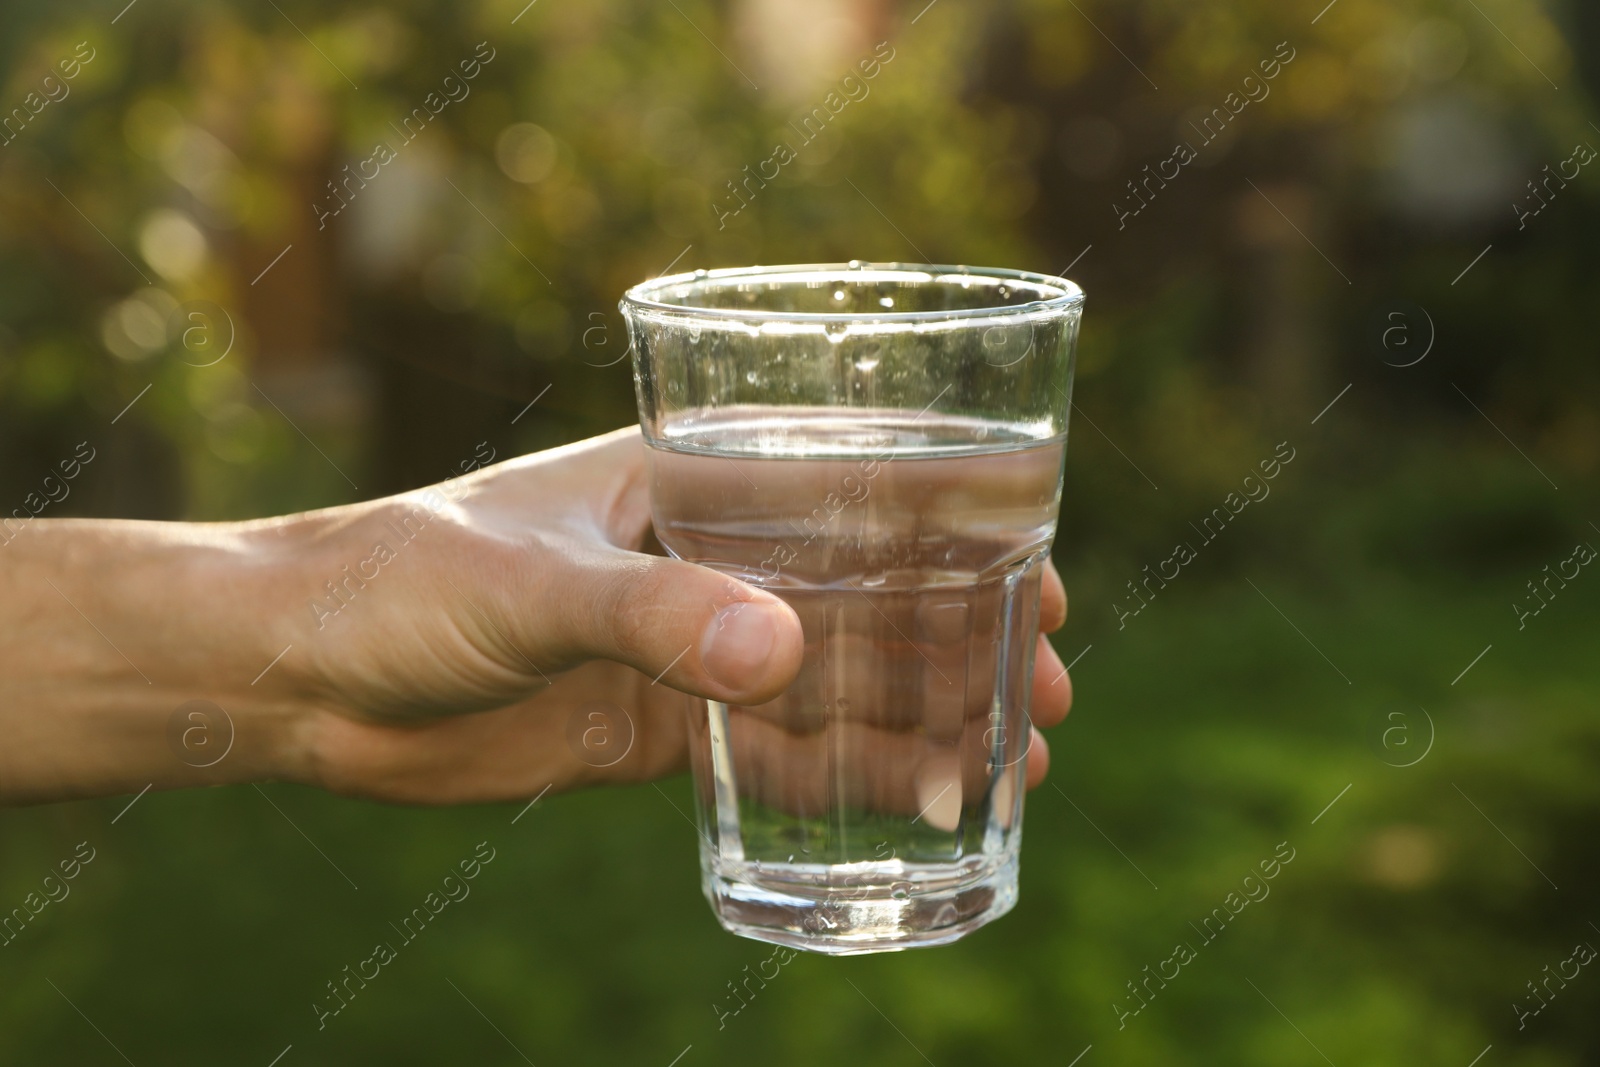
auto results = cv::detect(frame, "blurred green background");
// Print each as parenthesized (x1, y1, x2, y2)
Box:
(2, 0, 1598, 1063)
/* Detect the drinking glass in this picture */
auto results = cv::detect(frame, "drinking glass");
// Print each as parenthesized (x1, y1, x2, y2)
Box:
(622, 262, 1083, 954)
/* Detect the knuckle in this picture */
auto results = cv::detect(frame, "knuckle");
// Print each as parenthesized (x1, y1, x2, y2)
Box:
(601, 559, 670, 662)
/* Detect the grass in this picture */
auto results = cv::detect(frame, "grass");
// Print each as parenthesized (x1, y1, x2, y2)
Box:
(2, 453, 1598, 1065)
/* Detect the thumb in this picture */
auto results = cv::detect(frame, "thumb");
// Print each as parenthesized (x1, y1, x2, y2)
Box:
(552, 549, 805, 705)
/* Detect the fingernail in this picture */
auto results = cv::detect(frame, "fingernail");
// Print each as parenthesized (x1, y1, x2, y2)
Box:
(1038, 635, 1066, 681)
(993, 760, 1018, 830)
(913, 752, 963, 833)
(700, 600, 782, 693)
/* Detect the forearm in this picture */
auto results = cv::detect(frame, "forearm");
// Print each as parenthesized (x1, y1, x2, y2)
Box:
(0, 517, 314, 803)
(0, 429, 907, 809)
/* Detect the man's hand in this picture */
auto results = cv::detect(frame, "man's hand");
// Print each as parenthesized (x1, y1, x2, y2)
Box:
(0, 427, 1073, 806)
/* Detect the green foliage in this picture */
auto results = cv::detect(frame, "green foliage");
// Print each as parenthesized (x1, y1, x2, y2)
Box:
(1, 0, 1597, 1062)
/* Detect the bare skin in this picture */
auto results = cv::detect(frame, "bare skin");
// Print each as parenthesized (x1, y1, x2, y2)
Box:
(0, 427, 1072, 806)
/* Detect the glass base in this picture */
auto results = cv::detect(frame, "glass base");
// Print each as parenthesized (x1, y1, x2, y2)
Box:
(703, 851, 1020, 956)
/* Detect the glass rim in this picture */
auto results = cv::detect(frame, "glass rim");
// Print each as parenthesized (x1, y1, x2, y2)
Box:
(621, 261, 1085, 325)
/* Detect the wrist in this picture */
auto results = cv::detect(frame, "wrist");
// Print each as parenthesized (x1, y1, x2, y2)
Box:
(235, 496, 451, 791)
(226, 505, 389, 791)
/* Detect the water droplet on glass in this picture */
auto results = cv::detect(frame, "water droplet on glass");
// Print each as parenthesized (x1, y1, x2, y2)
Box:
(832, 289, 846, 301)
(879, 296, 895, 308)
(891, 887, 910, 900)
(855, 357, 880, 372)
(745, 370, 758, 384)
(693, 269, 708, 279)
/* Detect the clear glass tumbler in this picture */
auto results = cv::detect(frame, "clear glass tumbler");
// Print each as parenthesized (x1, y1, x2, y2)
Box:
(622, 263, 1083, 954)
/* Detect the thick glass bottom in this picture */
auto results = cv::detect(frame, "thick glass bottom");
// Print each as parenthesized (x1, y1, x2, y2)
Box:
(702, 849, 1020, 956)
